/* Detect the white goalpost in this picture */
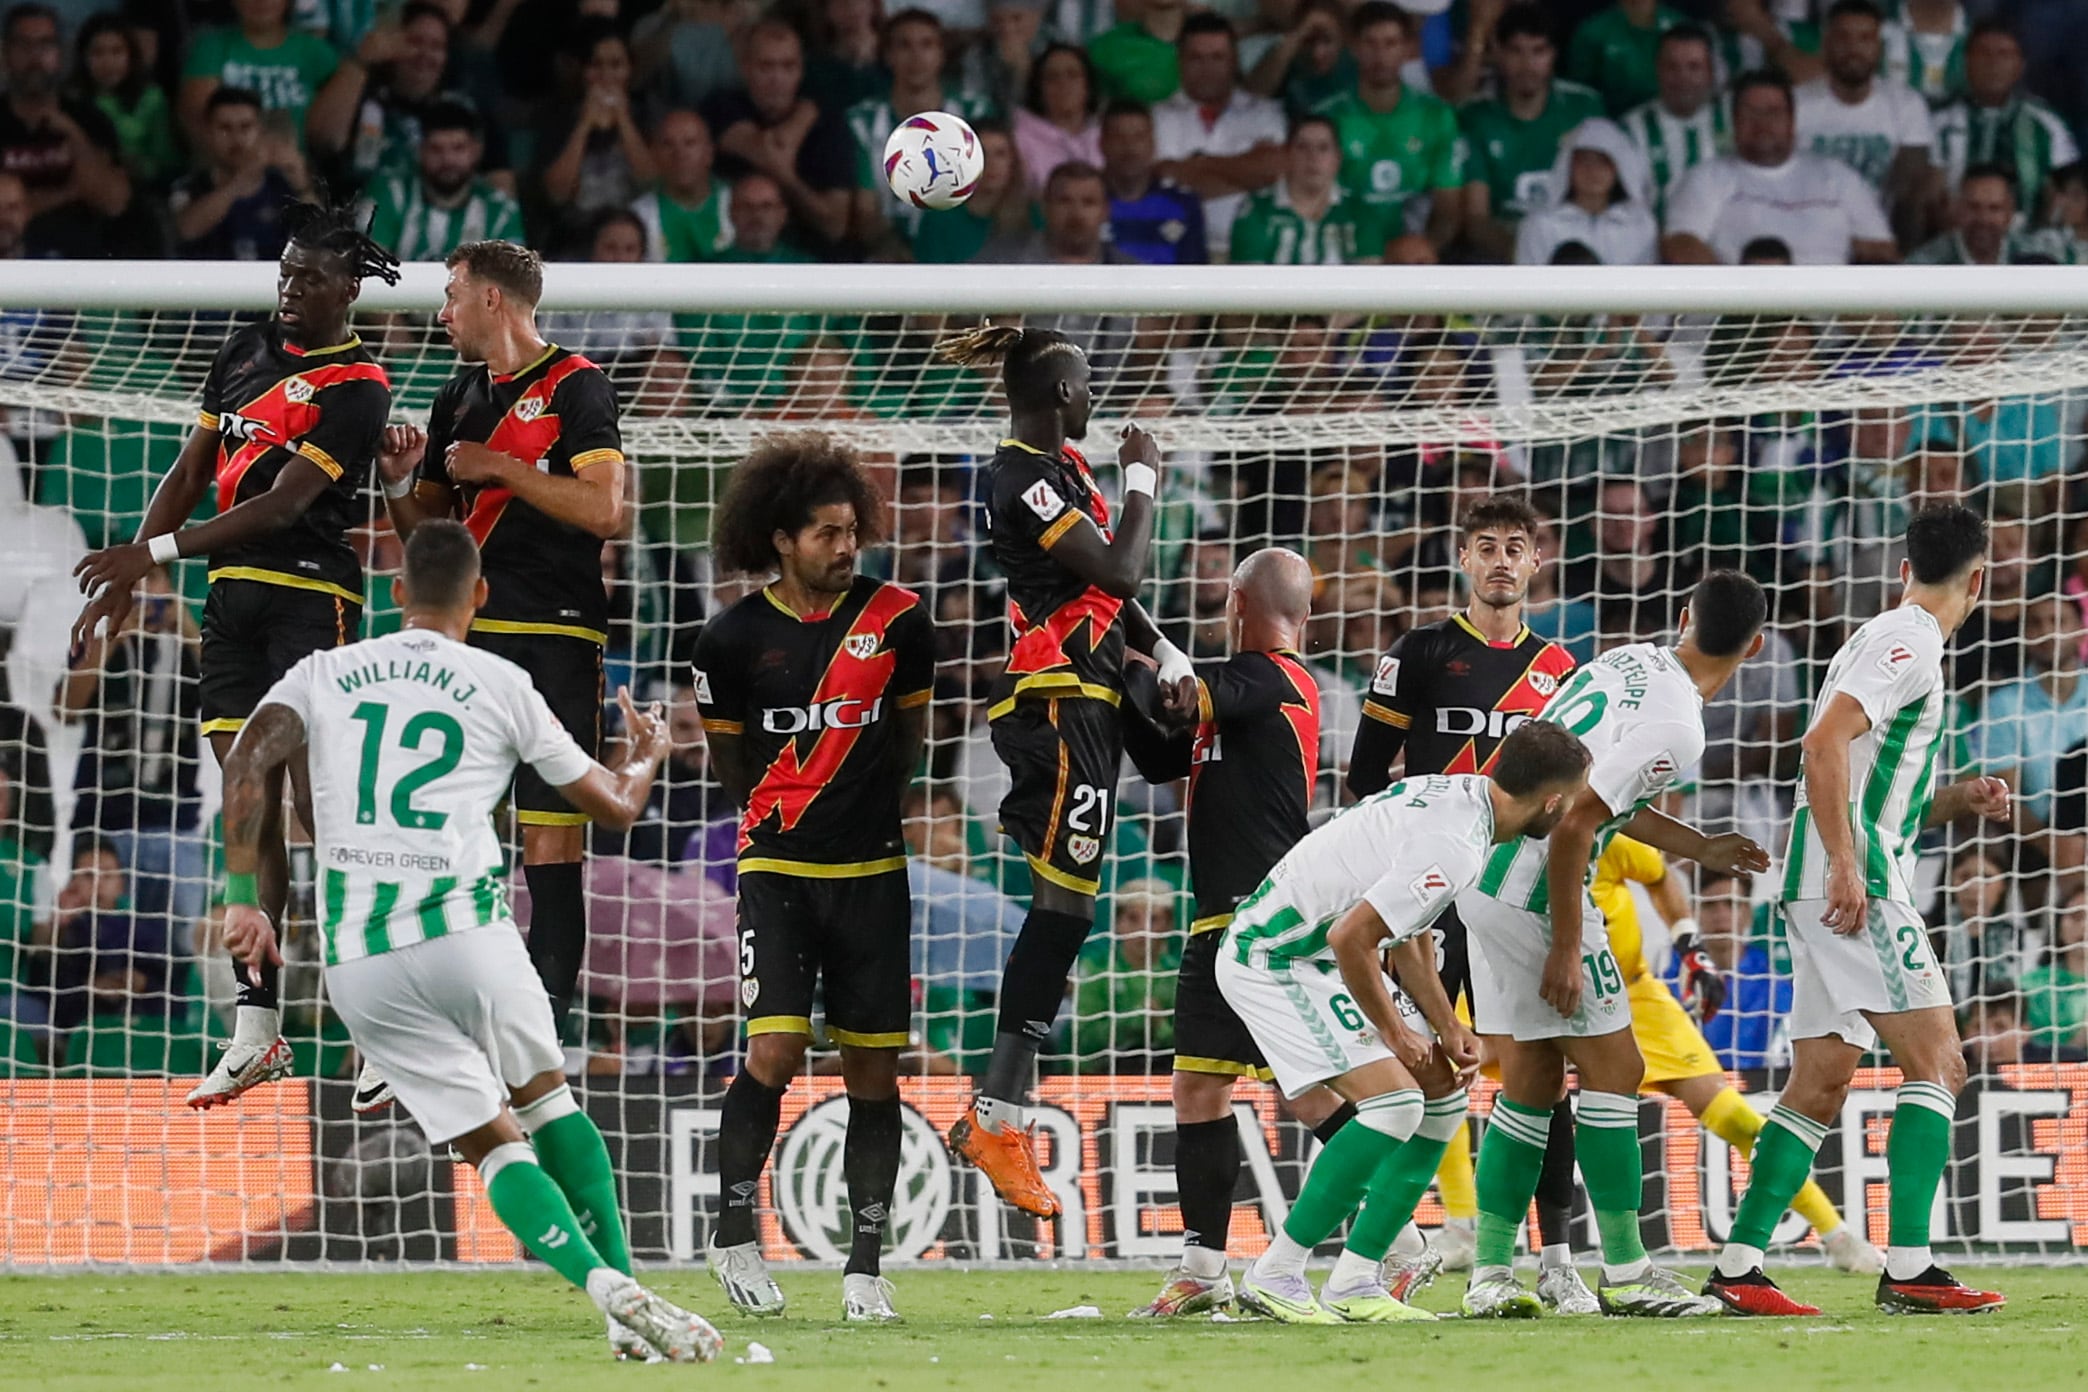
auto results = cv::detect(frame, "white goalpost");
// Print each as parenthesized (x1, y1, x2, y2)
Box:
(0, 261, 2084, 1268)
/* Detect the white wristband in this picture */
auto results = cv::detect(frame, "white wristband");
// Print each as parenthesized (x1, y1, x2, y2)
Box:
(147, 533, 180, 565)
(1123, 462, 1157, 499)
(1670, 917, 1702, 947)
(382, 472, 416, 500)
(1151, 637, 1194, 688)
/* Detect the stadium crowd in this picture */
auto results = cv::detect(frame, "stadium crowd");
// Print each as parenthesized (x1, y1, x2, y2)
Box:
(0, 0, 2084, 1084)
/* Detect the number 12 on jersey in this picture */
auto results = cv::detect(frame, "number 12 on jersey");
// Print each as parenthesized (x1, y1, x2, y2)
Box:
(351, 701, 464, 829)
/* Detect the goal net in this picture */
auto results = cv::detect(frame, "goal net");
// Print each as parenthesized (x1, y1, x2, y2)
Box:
(0, 262, 2083, 1268)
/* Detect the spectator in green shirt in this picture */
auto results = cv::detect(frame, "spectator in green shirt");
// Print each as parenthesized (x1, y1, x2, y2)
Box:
(1459, 3, 1606, 261)
(845, 10, 997, 259)
(1568, 0, 1696, 116)
(1314, 1, 1463, 251)
(70, 14, 178, 192)
(675, 172, 821, 412)
(181, 0, 357, 150)
(1932, 20, 2078, 225)
(1229, 113, 1379, 264)
(910, 120, 1036, 264)
(1246, 0, 1354, 116)
(1088, 0, 1185, 105)
(630, 109, 731, 263)
(364, 98, 523, 260)
(2021, 886, 2088, 1054)
(1070, 877, 1183, 1074)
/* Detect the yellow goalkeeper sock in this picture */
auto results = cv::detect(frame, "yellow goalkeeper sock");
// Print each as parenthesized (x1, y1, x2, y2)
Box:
(1702, 1085, 1844, 1236)
(1436, 1109, 1477, 1220)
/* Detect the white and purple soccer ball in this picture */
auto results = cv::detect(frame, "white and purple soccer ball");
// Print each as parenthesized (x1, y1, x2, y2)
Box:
(882, 111, 984, 211)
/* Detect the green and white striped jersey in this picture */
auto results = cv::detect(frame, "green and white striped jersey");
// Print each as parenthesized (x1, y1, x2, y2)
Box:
(1880, 0, 1966, 105)
(1474, 643, 1705, 915)
(1931, 96, 2079, 215)
(1783, 604, 1948, 907)
(363, 176, 525, 263)
(258, 629, 594, 965)
(1228, 774, 1496, 973)
(1618, 97, 1730, 221)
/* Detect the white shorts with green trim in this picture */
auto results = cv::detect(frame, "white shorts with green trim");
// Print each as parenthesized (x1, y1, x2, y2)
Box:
(1782, 897, 1954, 1050)
(325, 924, 564, 1145)
(1457, 889, 1633, 1041)
(1214, 948, 1416, 1100)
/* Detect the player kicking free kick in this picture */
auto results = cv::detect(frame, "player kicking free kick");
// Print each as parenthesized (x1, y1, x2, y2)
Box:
(1457, 571, 1774, 1320)
(1220, 722, 1595, 1324)
(1705, 505, 2010, 1318)
(221, 520, 721, 1363)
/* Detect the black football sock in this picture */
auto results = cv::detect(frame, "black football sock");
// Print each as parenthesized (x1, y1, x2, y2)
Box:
(1534, 1096, 1579, 1255)
(523, 860, 587, 1031)
(715, 1071, 787, 1249)
(1313, 1102, 1359, 1144)
(1176, 1117, 1242, 1254)
(982, 907, 1092, 1104)
(231, 953, 280, 1012)
(844, 1094, 904, 1276)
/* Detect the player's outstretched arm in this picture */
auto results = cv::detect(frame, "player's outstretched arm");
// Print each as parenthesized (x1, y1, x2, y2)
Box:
(553, 688, 671, 831)
(1621, 806, 1771, 876)
(219, 702, 309, 973)
(1924, 775, 2012, 829)
(70, 424, 220, 643)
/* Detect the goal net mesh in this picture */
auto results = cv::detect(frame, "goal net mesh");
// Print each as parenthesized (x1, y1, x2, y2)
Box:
(1, 297, 2084, 1267)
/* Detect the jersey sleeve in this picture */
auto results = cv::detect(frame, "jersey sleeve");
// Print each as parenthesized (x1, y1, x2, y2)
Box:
(691, 615, 748, 734)
(1362, 835, 1479, 947)
(1350, 631, 1421, 797)
(197, 331, 242, 429)
(511, 676, 595, 788)
(889, 595, 936, 708)
(1836, 621, 1944, 730)
(1198, 653, 1286, 725)
(555, 366, 624, 472)
(291, 374, 391, 483)
(989, 451, 1085, 552)
(1585, 718, 1702, 817)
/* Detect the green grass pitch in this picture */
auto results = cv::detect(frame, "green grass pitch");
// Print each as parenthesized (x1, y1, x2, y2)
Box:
(2, 1267, 2080, 1391)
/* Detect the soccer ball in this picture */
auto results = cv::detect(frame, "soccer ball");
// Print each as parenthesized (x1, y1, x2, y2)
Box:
(882, 111, 983, 211)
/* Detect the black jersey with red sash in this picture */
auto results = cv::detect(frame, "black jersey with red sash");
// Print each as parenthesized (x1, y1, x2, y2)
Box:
(1349, 614, 1577, 793)
(691, 575, 935, 875)
(982, 438, 1126, 717)
(1124, 651, 1323, 931)
(197, 321, 391, 602)
(422, 344, 623, 640)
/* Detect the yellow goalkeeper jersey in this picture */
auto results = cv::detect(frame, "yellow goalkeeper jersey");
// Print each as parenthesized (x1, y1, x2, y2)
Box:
(1591, 834, 1666, 984)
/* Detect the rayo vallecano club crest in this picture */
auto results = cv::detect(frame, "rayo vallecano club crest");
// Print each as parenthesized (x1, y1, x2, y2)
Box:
(515, 394, 546, 422)
(845, 634, 878, 659)
(284, 376, 313, 404)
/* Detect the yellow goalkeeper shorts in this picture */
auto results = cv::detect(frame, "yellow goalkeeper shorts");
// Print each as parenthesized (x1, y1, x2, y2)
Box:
(1627, 973, 1723, 1087)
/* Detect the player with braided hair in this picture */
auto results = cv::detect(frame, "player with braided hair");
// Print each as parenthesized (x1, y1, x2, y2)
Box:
(933, 322, 1196, 1218)
(71, 195, 399, 1110)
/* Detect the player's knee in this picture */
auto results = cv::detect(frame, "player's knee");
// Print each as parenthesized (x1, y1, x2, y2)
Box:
(1356, 1088, 1425, 1142)
(1172, 1069, 1235, 1123)
(745, 1032, 808, 1085)
(1416, 1090, 1469, 1142)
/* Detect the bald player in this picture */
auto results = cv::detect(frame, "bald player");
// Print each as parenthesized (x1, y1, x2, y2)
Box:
(1120, 547, 1340, 1317)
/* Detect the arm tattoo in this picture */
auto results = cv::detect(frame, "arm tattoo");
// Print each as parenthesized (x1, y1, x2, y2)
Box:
(223, 703, 306, 867)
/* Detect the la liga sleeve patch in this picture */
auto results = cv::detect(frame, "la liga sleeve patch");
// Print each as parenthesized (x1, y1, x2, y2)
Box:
(1371, 656, 1400, 697)
(1022, 479, 1067, 522)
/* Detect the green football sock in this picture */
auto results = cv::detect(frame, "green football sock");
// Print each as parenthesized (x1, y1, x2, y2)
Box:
(1727, 1104, 1829, 1251)
(1888, 1082, 1956, 1248)
(1575, 1091, 1645, 1269)
(1345, 1093, 1468, 1263)
(530, 1108, 632, 1276)
(1280, 1092, 1416, 1249)
(1474, 1098, 1551, 1270)
(483, 1145, 608, 1292)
